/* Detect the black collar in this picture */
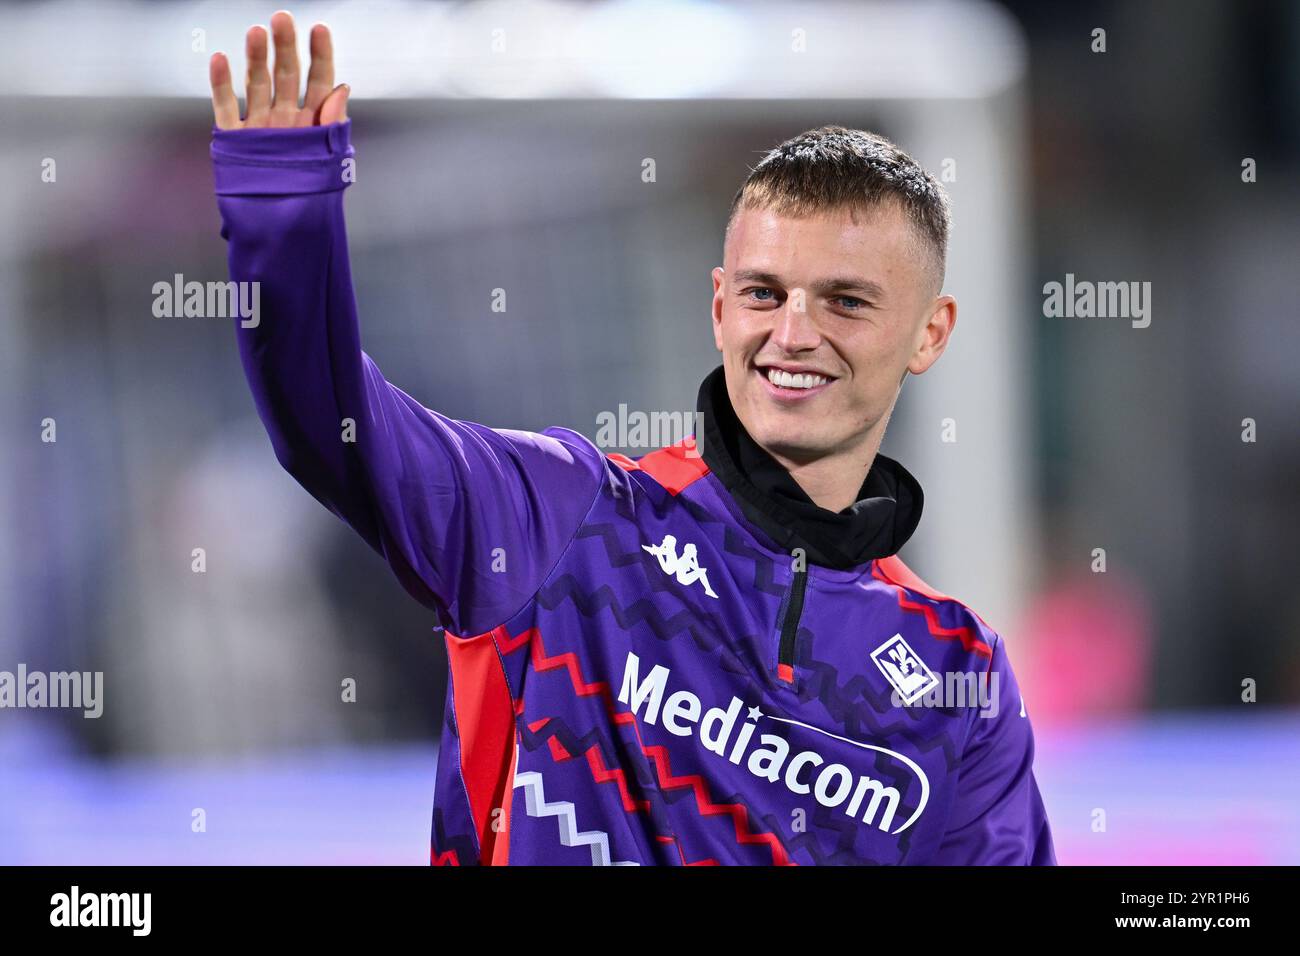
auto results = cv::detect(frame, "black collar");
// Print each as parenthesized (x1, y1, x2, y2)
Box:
(696, 365, 924, 570)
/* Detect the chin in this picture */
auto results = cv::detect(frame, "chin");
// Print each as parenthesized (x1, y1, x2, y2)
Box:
(751, 424, 832, 461)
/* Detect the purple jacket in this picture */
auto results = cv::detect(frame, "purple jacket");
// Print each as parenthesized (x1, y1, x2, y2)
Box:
(212, 119, 1056, 865)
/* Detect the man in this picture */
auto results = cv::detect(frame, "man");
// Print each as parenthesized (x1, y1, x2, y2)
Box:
(208, 12, 1056, 865)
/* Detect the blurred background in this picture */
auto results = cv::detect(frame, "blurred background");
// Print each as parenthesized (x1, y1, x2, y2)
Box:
(0, 0, 1296, 864)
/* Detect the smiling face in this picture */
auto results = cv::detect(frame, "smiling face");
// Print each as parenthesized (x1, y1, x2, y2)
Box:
(711, 201, 956, 471)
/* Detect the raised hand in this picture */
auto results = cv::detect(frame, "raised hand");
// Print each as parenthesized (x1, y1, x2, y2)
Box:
(209, 10, 348, 130)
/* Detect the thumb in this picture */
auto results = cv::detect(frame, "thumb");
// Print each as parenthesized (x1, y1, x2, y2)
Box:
(319, 83, 349, 125)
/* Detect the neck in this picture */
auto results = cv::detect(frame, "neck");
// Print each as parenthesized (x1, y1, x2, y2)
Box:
(696, 365, 926, 569)
(765, 428, 885, 513)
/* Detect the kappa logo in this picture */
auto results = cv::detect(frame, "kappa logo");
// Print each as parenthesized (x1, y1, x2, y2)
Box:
(870, 634, 939, 704)
(641, 533, 718, 599)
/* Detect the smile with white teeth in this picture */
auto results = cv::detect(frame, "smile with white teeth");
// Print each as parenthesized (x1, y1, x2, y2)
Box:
(765, 367, 830, 390)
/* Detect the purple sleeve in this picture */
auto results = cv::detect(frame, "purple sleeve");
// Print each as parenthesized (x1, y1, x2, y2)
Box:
(934, 633, 1057, 865)
(211, 119, 605, 636)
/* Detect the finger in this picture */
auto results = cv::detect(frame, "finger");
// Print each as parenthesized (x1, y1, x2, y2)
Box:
(209, 53, 242, 129)
(270, 10, 301, 117)
(318, 83, 349, 126)
(244, 25, 272, 125)
(303, 23, 335, 114)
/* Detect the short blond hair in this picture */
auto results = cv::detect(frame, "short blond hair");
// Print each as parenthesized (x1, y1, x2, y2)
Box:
(726, 126, 951, 294)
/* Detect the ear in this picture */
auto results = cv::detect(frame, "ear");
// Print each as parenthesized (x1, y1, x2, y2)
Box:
(711, 266, 726, 352)
(907, 294, 957, 375)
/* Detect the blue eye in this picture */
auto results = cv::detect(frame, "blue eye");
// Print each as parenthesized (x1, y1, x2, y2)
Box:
(834, 296, 867, 310)
(747, 288, 776, 302)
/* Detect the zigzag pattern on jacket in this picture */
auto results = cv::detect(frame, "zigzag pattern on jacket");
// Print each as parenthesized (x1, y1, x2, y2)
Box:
(539, 529, 966, 764)
(503, 623, 794, 865)
(573, 511, 971, 763)
(499, 467, 992, 864)
(430, 808, 476, 866)
(525, 711, 797, 865)
(512, 765, 642, 865)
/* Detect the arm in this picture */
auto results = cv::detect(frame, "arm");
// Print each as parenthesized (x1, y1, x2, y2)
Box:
(934, 634, 1057, 865)
(209, 15, 605, 635)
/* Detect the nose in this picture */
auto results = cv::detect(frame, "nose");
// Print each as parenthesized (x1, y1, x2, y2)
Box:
(769, 290, 821, 352)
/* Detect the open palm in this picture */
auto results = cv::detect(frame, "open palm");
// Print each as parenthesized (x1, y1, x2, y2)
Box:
(208, 10, 348, 130)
